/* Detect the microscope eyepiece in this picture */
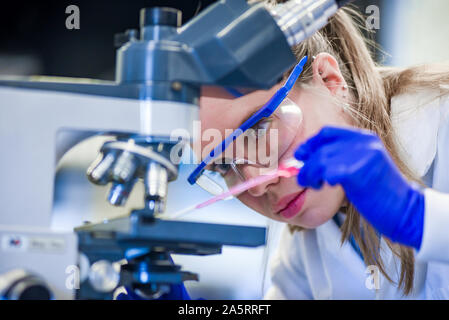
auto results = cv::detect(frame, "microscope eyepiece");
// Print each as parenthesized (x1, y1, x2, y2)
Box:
(268, 0, 353, 47)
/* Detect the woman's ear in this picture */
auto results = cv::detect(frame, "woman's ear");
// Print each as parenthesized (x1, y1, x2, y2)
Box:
(312, 53, 348, 97)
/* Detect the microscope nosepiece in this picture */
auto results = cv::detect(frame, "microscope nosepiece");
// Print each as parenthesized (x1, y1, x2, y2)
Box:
(108, 179, 137, 207)
(87, 139, 178, 214)
(87, 152, 117, 185)
(111, 151, 139, 184)
(144, 162, 168, 214)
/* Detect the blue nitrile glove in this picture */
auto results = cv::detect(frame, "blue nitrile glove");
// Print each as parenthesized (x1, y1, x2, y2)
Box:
(116, 283, 191, 300)
(294, 126, 425, 250)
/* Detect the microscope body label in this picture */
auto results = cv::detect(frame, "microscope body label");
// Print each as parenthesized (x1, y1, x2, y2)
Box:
(2, 234, 66, 253)
(1, 234, 29, 252)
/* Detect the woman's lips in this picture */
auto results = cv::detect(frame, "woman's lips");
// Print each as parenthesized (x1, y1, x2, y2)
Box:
(275, 189, 308, 220)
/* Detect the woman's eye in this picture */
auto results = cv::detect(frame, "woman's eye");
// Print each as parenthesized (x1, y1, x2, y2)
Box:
(248, 118, 272, 138)
(211, 162, 231, 176)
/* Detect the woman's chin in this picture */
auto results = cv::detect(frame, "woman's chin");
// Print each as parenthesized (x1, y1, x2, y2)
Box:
(288, 208, 336, 229)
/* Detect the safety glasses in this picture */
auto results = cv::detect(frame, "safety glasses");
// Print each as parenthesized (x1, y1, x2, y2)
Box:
(187, 56, 308, 195)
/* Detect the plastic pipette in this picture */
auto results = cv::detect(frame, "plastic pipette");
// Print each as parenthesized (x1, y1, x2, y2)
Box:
(169, 159, 304, 219)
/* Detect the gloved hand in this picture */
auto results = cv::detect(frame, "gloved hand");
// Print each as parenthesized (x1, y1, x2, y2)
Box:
(116, 283, 191, 300)
(294, 126, 425, 250)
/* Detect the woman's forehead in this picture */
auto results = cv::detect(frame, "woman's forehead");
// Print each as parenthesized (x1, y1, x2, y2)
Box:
(199, 85, 281, 131)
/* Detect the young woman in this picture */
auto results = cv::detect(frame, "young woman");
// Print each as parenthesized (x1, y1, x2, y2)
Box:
(198, 5, 449, 299)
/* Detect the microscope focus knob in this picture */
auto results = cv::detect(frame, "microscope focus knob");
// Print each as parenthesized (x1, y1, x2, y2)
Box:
(140, 7, 182, 28)
(88, 260, 120, 293)
(0, 269, 53, 300)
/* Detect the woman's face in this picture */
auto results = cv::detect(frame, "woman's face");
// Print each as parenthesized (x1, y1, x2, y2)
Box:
(198, 54, 354, 228)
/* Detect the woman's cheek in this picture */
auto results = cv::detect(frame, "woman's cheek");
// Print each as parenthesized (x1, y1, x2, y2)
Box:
(236, 194, 266, 216)
(236, 194, 285, 222)
(292, 185, 346, 228)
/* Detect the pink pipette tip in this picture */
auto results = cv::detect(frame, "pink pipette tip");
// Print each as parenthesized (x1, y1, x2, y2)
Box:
(169, 159, 304, 219)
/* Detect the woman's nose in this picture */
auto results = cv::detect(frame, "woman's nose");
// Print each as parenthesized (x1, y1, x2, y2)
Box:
(240, 165, 279, 197)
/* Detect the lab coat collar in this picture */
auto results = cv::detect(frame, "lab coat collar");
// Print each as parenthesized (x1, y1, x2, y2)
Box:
(391, 89, 445, 178)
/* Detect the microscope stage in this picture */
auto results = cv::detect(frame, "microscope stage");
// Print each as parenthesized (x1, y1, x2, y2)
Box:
(75, 216, 266, 256)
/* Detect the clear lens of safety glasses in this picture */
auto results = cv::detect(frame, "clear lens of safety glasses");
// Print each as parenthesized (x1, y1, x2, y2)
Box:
(196, 173, 226, 196)
(197, 98, 303, 196)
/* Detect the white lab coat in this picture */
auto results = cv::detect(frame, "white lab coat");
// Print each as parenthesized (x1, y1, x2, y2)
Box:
(265, 89, 449, 300)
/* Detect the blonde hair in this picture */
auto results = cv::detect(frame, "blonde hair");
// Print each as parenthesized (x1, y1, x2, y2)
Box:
(263, 1, 449, 295)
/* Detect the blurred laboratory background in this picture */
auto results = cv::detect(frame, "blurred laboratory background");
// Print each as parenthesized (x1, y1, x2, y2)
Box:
(1, 0, 448, 299)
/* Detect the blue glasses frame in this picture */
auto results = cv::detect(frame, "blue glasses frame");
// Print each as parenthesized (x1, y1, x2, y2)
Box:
(187, 56, 308, 185)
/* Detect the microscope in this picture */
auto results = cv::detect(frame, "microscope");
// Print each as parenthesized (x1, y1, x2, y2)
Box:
(0, 0, 350, 299)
